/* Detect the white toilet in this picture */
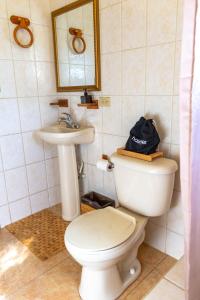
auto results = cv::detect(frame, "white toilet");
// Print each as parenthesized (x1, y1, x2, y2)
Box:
(65, 153, 178, 300)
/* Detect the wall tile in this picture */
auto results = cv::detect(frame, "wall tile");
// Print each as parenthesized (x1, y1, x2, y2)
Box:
(147, 0, 177, 45)
(171, 96, 180, 144)
(177, 0, 183, 41)
(0, 134, 25, 170)
(30, 190, 49, 213)
(5, 167, 28, 202)
(0, 99, 20, 136)
(166, 230, 184, 259)
(50, 0, 70, 11)
(0, 172, 7, 206)
(122, 96, 145, 137)
(0, 205, 11, 227)
(27, 161, 47, 194)
(87, 164, 104, 194)
(102, 134, 126, 157)
(101, 52, 122, 95)
(30, 0, 51, 26)
(145, 221, 167, 252)
(0, 0, 7, 18)
(48, 185, 61, 206)
(150, 213, 167, 228)
(39, 96, 59, 126)
(87, 133, 102, 165)
(70, 100, 87, 127)
(45, 158, 60, 188)
(101, 3, 121, 54)
(174, 42, 182, 95)
(102, 97, 122, 135)
(23, 132, 44, 164)
(122, 0, 146, 50)
(14, 61, 38, 97)
(0, 61, 16, 98)
(145, 96, 172, 144)
(86, 108, 102, 133)
(6, 0, 30, 18)
(18, 97, 41, 132)
(9, 23, 35, 61)
(0, 19, 12, 59)
(122, 48, 146, 95)
(44, 143, 57, 159)
(103, 171, 117, 202)
(36, 62, 56, 96)
(167, 191, 184, 235)
(9, 197, 31, 222)
(146, 43, 175, 95)
(100, 0, 121, 10)
(76, 144, 87, 165)
(170, 144, 181, 191)
(33, 24, 53, 62)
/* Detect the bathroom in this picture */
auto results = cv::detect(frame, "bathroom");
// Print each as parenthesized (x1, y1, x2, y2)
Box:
(1, 0, 199, 299)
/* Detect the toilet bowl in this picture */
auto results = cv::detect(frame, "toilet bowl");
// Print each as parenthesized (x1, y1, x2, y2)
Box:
(65, 154, 178, 300)
(65, 207, 148, 300)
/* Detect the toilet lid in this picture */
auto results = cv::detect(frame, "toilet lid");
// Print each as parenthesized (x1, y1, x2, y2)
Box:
(66, 207, 136, 251)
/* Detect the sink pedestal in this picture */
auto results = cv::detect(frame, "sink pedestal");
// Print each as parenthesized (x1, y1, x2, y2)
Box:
(57, 145, 80, 221)
(36, 124, 94, 221)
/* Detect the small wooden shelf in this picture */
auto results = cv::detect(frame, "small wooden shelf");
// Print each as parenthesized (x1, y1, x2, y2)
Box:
(77, 100, 99, 109)
(50, 99, 68, 107)
(117, 148, 163, 162)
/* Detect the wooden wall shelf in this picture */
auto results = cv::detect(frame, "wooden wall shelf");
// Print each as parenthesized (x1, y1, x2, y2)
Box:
(77, 100, 99, 109)
(50, 99, 68, 107)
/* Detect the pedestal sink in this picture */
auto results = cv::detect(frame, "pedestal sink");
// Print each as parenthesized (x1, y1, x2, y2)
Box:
(36, 124, 94, 221)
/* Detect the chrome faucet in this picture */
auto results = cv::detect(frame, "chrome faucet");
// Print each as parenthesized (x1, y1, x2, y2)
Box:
(58, 113, 80, 129)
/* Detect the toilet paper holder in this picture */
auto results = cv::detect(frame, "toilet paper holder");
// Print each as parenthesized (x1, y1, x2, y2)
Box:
(102, 154, 114, 170)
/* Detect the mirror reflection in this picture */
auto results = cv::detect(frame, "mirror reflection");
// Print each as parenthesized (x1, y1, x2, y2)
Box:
(52, 0, 100, 92)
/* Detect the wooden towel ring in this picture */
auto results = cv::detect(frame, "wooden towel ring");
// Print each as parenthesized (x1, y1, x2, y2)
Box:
(69, 27, 86, 54)
(10, 15, 34, 48)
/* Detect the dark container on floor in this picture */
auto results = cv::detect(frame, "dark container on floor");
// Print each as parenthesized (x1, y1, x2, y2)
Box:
(81, 191, 115, 209)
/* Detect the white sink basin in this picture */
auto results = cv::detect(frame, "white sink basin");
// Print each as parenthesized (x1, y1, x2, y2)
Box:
(36, 124, 95, 221)
(36, 124, 94, 145)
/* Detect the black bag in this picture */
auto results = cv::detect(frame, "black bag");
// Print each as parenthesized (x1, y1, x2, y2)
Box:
(125, 117, 160, 155)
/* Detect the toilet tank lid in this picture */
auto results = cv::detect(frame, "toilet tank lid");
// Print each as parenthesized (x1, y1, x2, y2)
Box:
(111, 153, 178, 175)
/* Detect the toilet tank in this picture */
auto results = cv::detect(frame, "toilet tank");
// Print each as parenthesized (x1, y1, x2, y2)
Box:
(111, 153, 178, 217)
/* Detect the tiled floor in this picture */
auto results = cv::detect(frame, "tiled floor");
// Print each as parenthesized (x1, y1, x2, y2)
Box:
(144, 258, 185, 299)
(0, 205, 185, 300)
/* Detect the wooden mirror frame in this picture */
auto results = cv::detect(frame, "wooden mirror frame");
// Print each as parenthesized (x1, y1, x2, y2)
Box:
(52, 0, 101, 92)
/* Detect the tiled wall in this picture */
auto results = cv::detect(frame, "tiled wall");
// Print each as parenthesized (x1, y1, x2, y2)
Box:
(50, 0, 184, 259)
(0, 0, 61, 226)
(0, 0, 184, 259)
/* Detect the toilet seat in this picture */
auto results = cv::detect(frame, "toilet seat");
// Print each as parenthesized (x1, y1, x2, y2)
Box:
(66, 207, 136, 252)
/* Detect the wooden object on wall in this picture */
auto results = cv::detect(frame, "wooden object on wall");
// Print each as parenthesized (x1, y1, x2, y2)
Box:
(77, 100, 99, 109)
(50, 99, 69, 107)
(10, 15, 34, 48)
(69, 27, 86, 54)
(117, 148, 163, 162)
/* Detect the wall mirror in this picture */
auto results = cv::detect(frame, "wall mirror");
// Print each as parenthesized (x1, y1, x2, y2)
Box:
(52, 0, 101, 92)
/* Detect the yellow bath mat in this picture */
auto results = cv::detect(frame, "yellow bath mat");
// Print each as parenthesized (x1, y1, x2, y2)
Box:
(6, 209, 69, 261)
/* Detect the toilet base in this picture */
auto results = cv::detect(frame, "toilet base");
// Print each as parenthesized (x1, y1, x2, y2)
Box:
(79, 259, 141, 300)
(79, 233, 145, 300)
